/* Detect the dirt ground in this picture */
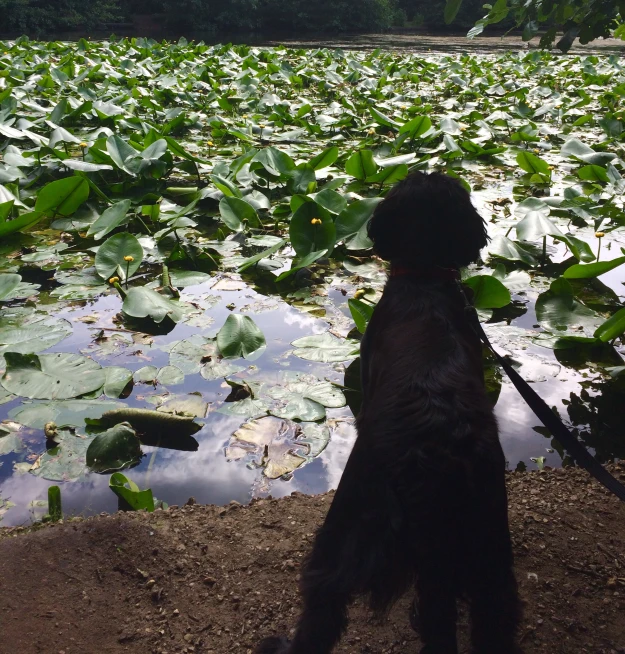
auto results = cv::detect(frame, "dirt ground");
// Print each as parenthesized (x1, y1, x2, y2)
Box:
(1, 465, 624, 654)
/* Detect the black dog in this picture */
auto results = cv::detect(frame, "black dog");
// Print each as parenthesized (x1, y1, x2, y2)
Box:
(255, 171, 521, 654)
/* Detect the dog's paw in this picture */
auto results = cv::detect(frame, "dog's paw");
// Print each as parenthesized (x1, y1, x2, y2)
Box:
(253, 635, 291, 654)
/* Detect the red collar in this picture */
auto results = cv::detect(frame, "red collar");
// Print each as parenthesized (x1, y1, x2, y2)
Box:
(390, 265, 461, 281)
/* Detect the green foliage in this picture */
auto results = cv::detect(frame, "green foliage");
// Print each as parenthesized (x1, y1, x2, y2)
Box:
(109, 473, 155, 512)
(446, 0, 625, 50)
(0, 0, 120, 36)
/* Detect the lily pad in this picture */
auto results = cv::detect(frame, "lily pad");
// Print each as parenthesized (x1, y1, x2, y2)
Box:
(2, 352, 106, 400)
(123, 287, 185, 324)
(291, 332, 359, 362)
(95, 232, 143, 280)
(30, 428, 91, 482)
(226, 416, 307, 479)
(134, 365, 184, 386)
(86, 422, 142, 474)
(9, 399, 125, 429)
(217, 314, 266, 359)
(0, 273, 39, 301)
(103, 366, 133, 398)
(0, 318, 72, 354)
(266, 373, 346, 422)
(536, 279, 603, 337)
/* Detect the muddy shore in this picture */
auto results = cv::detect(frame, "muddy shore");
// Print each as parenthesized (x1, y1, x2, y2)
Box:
(1, 465, 624, 654)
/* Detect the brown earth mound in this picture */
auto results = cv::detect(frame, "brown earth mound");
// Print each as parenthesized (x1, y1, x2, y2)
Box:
(1, 465, 624, 654)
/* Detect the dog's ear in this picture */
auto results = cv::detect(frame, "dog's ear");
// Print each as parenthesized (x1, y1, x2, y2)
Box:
(367, 171, 488, 268)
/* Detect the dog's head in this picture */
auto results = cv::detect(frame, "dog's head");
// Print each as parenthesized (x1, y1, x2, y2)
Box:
(367, 171, 488, 268)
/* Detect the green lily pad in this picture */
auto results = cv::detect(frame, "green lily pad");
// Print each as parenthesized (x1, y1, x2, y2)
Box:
(103, 366, 133, 398)
(122, 287, 184, 324)
(536, 279, 603, 337)
(86, 422, 142, 474)
(86, 199, 132, 241)
(266, 374, 346, 422)
(291, 332, 359, 362)
(95, 232, 143, 281)
(0, 273, 39, 301)
(0, 318, 72, 354)
(464, 275, 511, 309)
(9, 399, 125, 429)
(30, 428, 91, 482)
(0, 427, 24, 455)
(217, 314, 266, 359)
(2, 352, 106, 400)
(134, 365, 184, 386)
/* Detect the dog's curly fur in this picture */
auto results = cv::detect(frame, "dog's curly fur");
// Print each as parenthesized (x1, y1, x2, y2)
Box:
(254, 171, 521, 654)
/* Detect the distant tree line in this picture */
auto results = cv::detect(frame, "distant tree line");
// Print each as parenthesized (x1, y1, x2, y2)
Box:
(0, 0, 493, 37)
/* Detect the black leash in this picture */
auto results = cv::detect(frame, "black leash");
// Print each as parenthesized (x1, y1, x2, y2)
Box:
(460, 284, 625, 502)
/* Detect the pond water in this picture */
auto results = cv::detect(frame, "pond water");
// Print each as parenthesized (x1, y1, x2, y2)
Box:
(0, 39, 624, 526)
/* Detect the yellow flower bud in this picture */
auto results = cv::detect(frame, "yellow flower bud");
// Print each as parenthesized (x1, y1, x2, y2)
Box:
(242, 114, 248, 118)
(79, 142, 88, 148)
(354, 289, 366, 299)
(533, 149, 540, 154)
(595, 231, 605, 238)
(109, 276, 120, 284)
(123, 255, 134, 262)
(207, 141, 214, 146)
(258, 124, 266, 129)
(311, 218, 322, 225)
(460, 126, 467, 131)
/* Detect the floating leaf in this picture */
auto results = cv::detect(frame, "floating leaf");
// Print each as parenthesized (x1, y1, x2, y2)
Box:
(291, 332, 359, 362)
(0, 318, 71, 354)
(134, 364, 184, 386)
(2, 352, 106, 400)
(464, 275, 511, 309)
(488, 236, 537, 265)
(103, 366, 133, 398)
(267, 374, 346, 421)
(226, 416, 307, 479)
(167, 270, 212, 287)
(30, 428, 90, 482)
(535, 279, 602, 337)
(308, 146, 339, 170)
(86, 422, 142, 473)
(122, 287, 184, 324)
(95, 408, 202, 438)
(0, 274, 39, 301)
(516, 211, 562, 241)
(9, 399, 125, 430)
(217, 314, 266, 359)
